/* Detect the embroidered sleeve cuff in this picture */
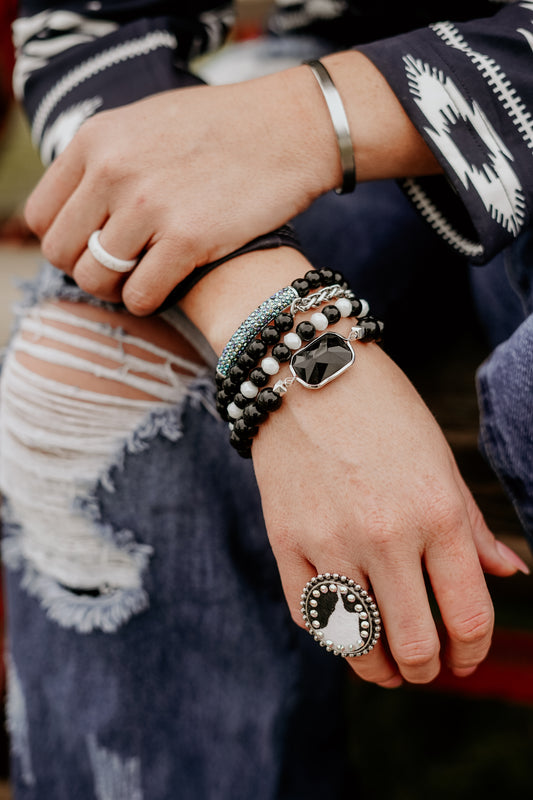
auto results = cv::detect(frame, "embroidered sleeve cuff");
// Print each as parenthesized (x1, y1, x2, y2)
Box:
(357, 4, 533, 264)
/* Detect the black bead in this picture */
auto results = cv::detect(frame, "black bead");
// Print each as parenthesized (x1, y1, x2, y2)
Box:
(261, 325, 280, 346)
(274, 312, 294, 332)
(243, 403, 268, 426)
(333, 271, 345, 286)
(215, 388, 232, 406)
(249, 368, 269, 387)
(272, 343, 291, 363)
(233, 392, 248, 409)
(230, 429, 252, 449)
(322, 304, 341, 324)
(233, 417, 259, 438)
(360, 316, 382, 340)
(295, 320, 316, 341)
(318, 267, 336, 286)
(246, 338, 268, 360)
(222, 377, 236, 394)
(304, 269, 322, 290)
(237, 351, 257, 371)
(216, 401, 230, 421)
(291, 278, 310, 297)
(256, 388, 283, 412)
(215, 372, 225, 389)
(349, 298, 363, 317)
(228, 363, 247, 385)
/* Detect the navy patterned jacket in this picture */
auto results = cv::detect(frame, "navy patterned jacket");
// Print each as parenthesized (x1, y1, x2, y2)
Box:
(12, 0, 533, 264)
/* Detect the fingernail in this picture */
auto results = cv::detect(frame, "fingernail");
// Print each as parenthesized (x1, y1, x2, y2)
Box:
(496, 540, 531, 575)
(452, 666, 478, 678)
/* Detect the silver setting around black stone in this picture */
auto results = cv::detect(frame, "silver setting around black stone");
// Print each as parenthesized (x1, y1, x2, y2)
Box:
(301, 573, 381, 657)
(290, 332, 354, 389)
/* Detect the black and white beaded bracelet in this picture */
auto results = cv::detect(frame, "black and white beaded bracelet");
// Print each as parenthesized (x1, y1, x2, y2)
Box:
(215, 284, 369, 420)
(228, 316, 383, 459)
(223, 298, 368, 423)
(216, 267, 350, 382)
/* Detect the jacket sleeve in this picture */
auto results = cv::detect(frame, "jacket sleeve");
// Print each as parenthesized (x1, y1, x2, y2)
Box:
(12, 1, 235, 164)
(12, 1, 302, 297)
(358, 2, 533, 263)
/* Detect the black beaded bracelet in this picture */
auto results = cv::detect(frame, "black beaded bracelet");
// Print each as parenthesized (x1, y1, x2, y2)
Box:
(216, 267, 350, 381)
(222, 298, 363, 423)
(228, 316, 384, 459)
(215, 280, 369, 421)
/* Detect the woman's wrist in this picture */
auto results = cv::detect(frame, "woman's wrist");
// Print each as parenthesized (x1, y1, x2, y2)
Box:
(178, 246, 313, 355)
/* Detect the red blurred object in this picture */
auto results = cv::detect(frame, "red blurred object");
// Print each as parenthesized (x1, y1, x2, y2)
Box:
(429, 627, 533, 706)
(0, 0, 17, 134)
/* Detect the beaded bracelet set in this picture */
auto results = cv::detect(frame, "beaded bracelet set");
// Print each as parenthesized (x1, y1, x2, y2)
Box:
(215, 268, 383, 458)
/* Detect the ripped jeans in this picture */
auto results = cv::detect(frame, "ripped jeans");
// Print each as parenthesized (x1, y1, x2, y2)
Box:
(0, 268, 348, 800)
(1, 178, 532, 800)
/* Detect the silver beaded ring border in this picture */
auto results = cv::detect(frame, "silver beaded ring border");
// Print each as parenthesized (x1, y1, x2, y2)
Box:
(300, 573, 381, 657)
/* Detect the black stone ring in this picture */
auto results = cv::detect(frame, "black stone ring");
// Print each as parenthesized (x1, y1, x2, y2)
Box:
(300, 573, 381, 656)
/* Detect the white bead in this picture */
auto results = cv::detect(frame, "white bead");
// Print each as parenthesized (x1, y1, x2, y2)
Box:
(240, 380, 258, 399)
(310, 312, 328, 331)
(227, 402, 243, 420)
(335, 298, 352, 317)
(261, 356, 280, 375)
(284, 332, 302, 350)
(359, 298, 370, 318)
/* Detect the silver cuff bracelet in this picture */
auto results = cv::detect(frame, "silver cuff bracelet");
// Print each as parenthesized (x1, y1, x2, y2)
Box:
(305, 59, 356, 195)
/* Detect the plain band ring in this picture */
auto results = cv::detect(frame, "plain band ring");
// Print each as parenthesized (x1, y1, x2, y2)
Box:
(88, 230, 139, 273)
(301, 572, 381, 657)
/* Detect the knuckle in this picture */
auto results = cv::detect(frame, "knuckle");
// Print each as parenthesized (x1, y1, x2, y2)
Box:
(450, 605, 494, 645)
(41, 231, 68, 270)
(396, 637, 440, 670)
(24, 197, 45, 237)
(425, 493, 465, 537)
(73, 268, 107, 298)
(123, 287, 156, 317)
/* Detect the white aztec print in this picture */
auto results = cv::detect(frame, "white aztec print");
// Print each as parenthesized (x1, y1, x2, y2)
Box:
(402, 179, 484, 258)
(270, 0, 346, 33)
(431, 20, 533, 151)
(12, 10, 118, 100)
(40, 97, 103, 165)
(31, 30, 177, 146)
(404, 56, 526, 237)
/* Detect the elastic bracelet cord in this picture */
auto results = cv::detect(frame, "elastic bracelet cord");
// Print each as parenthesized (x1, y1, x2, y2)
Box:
(228, 316, 383, 459)
(305, 59, 356, 195)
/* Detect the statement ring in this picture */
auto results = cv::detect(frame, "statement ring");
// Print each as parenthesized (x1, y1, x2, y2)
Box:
(301, 573, 381, 657)
(88, 230, 139, 273)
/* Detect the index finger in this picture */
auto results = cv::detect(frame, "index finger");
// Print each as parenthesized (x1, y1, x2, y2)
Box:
(25, 146, 85, 238)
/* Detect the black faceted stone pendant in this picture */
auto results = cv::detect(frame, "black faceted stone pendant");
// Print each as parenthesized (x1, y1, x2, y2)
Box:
(290, 332, 354, 388)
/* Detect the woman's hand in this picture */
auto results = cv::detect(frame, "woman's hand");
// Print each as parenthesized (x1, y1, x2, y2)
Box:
(252, 334, 526, 686)
(24, 51, 440, 316)
(180, 246, 527, 687)
(24, 69, 338, 314)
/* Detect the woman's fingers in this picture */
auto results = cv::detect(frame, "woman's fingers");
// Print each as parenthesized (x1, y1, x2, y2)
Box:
(24, 146, 85, 238)
(277, 556, 403, 688)
(72, 211, 155, 301)
(426, 528, 494, 677)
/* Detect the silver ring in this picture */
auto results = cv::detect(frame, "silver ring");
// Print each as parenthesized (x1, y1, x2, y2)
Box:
(301, 573, 381, 656)
(88, 230, 138, 273)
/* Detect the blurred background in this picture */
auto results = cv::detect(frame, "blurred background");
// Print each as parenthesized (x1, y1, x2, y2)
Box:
(0, 1, 532, 798)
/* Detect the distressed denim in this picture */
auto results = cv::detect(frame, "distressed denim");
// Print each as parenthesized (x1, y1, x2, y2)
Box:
(2, 36, 532, 799)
